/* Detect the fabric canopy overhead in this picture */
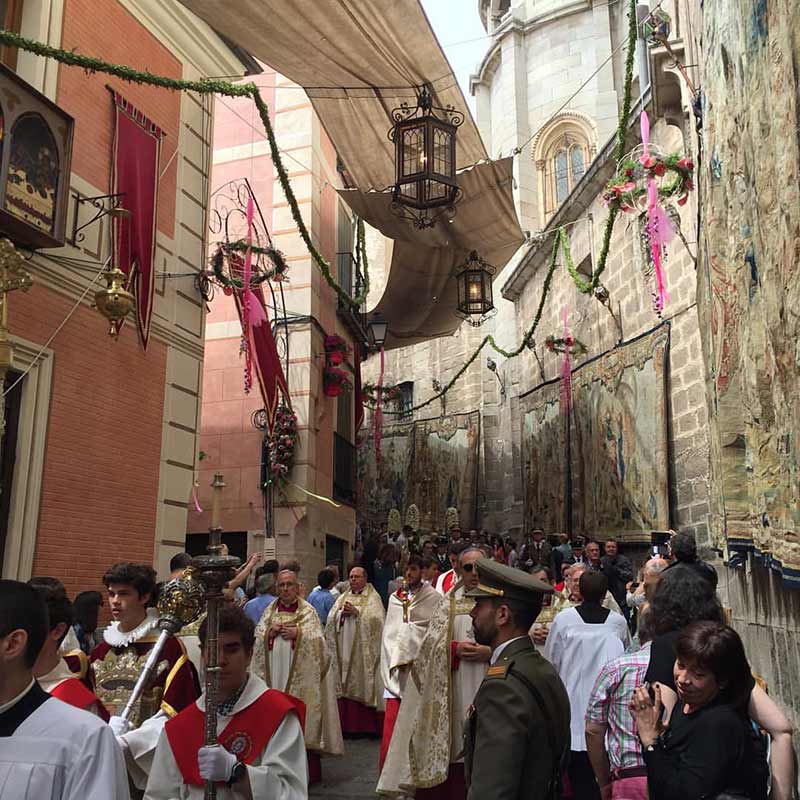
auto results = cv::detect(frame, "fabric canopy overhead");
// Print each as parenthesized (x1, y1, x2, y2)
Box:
(340, 158, 524, 347)
(179, 0, 524, 345)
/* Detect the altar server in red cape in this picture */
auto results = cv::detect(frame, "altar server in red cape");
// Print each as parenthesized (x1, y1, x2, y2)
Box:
(144, 604, 307, 800)
(29, 577, 109, 720)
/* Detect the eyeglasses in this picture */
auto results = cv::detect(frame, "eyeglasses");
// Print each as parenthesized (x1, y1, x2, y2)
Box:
(462, 563, 476, 573)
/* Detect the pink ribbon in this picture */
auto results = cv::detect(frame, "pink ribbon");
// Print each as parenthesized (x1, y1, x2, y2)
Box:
(374, 347, 385, 465)
(560, 306, 573, 413)
(191, 483, 203, 513)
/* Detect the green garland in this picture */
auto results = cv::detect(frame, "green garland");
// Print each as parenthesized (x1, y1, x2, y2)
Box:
(0, 27, 368, 310)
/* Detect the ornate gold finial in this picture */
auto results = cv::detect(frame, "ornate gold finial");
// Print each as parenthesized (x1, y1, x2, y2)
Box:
(156, 567, 207, 634)
(94, 266, 135, 338)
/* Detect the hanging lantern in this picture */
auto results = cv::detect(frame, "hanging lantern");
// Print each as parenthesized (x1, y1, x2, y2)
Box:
(388, 85, 464, 229)
(95, 266, 135, 338)
(455, 251, 496, 327)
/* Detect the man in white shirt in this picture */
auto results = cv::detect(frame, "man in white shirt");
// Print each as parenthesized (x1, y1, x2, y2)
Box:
(145, 604, 307, 800)
(0, 579, 130, 800)
(544, 570, 629, 800)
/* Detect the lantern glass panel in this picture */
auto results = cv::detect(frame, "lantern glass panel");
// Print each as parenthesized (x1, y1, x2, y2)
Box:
(402, 125, 426, 178)
(433, 127, 451, 176)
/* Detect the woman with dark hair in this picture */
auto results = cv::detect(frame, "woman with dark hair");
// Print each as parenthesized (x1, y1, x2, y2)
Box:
(631, 621, 768, 799)
(644, 566, 795, 798)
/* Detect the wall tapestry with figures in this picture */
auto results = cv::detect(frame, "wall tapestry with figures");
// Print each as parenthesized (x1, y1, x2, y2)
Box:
(357, 411, 480, 533)
(522, 323, 670, 543)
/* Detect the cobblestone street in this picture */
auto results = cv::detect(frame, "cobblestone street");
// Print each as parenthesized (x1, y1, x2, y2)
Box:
(311, 739, 380, 799)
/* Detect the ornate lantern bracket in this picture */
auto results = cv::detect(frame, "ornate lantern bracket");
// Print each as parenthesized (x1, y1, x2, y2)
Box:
(388, 85, 464, 229)
(454, 250, 497, 327)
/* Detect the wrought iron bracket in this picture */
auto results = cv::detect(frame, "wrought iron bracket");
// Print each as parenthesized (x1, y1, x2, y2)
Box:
(70, 192, 126, 244)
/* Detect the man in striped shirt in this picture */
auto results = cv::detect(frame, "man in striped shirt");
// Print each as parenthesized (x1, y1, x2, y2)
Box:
(585, 617, 653, 800)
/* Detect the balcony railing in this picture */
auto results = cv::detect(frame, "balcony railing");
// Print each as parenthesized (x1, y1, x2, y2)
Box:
(333, 432, 356, 505)
(336, 252, 369, 348)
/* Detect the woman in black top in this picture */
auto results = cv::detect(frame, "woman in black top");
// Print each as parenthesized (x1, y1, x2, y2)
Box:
(631, 621, 768, 800)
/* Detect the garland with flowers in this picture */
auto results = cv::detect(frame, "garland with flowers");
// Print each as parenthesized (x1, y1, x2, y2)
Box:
(603, 153, 694, 214)
(545, 334, 588, 357)
(266, 403, 298, 484)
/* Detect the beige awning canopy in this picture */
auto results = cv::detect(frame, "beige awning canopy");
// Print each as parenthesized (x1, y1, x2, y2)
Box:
(180, 0, 524, 346)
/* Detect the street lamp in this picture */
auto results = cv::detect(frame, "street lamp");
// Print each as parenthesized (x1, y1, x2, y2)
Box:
(368, 311, 388, 350)
(389, 85, 464, 229)
(455, 250, 496, 327)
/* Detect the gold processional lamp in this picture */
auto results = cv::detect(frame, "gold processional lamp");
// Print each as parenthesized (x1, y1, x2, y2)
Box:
(118, 567, 206, 724)
(192, 472, 240, 800)
(94, 206, 135, 338)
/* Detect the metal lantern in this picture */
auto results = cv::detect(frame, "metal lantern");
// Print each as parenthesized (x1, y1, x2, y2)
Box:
(455, 251, 496, 327)
(389, 86, 464, 229)
(368, 311, 389, 350)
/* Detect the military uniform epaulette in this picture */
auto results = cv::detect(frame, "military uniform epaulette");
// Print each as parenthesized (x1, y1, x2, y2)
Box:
(485, 664, 508, 678)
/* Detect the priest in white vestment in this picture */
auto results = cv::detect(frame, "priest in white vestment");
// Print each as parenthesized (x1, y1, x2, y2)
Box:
(379, 546, 490, 798)
(252, 568, 344, 784)
(378, 555, 440, 771)
(324, 565, 386, 736)
(145, 605, 306, 800)
(0, 579, 130, 800)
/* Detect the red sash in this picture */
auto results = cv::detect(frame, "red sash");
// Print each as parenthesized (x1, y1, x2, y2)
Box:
(166, 689, 305, 786)
(50, 678, 110, 721)
(442, 571, 456, 594)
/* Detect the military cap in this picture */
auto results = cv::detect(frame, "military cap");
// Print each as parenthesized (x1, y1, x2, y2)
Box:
(465, 557, 553, 602)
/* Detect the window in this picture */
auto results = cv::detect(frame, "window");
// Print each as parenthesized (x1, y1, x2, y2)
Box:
(337, 388, 353, 444)
(396, 381, 414, 421)
(0, 0, 24, 70)
(545, 135, 589, 216)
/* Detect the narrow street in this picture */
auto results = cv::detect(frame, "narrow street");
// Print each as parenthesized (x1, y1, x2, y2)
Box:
(311, 740, 381, 800)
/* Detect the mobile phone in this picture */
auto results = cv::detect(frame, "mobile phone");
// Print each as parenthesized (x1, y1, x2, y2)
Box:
(650, 530, 671, 557)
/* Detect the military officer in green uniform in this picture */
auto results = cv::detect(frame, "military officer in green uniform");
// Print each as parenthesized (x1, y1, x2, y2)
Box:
(464, 558, 571, 800)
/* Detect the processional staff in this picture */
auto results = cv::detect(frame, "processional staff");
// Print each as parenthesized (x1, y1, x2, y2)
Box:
(192, 472, 240, 800)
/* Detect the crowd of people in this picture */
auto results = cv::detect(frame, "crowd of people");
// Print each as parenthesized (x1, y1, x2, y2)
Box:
(0, 525, 795, 800)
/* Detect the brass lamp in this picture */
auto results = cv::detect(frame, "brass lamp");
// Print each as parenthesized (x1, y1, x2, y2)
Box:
(95, 265, 135, 338)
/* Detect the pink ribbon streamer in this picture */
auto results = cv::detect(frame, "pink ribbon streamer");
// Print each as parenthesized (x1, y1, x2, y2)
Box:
(191, 483, 203, 513)
(560, 306, 573, 413)
(640, 111, 674, 313)
(374, 347, 385, 465)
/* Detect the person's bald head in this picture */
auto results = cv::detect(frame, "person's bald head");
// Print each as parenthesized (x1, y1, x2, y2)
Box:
(459, 547, 483, 590)
(643, 556, 668, 600)
(348, 566, 368, 593)
(276, 569, 299, 605)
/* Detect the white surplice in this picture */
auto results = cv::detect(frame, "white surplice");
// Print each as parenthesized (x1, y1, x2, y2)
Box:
(144, 673, 306, 800)
(0, 682, 130, 800)
(543, 606, 629, 751)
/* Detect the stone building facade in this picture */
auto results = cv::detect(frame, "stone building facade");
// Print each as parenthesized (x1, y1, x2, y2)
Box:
(0, 0, 248, 597)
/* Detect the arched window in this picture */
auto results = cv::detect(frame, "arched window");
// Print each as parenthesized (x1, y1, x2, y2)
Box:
(533, 115, 596, 225)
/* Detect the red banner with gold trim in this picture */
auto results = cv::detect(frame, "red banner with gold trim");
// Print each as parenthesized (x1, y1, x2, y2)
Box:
(111, 91, 163, 350)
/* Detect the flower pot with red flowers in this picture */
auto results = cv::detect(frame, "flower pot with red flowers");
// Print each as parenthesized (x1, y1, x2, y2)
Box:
(323, 367, 353, 397)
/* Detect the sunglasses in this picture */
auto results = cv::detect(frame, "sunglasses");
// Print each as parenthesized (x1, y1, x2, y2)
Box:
(462, 563, 476, 573)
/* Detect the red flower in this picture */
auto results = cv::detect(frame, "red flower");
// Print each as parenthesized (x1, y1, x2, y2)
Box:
(654, 163, 666, 177)
(327, 350, 343, 366)
(677, 194, 689, 206)
(677, 158, 694, 171)
(685, 179, 694, 191)
(324, 383, 343, 397)
(222, 286, 233, 296)
(640, 155, 657, 169)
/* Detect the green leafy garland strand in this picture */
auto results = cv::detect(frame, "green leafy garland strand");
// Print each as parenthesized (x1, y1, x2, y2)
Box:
(0, 27, 367, 310)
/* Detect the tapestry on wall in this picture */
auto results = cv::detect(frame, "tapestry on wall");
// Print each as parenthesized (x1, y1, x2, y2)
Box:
(698, 0, 800, 587)
(357, 411, 480, 533)
(522, 323, 670, 544)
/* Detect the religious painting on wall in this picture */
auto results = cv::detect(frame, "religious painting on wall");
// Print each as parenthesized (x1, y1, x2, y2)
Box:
(357, 411, 480, 533)
(522, 323, 670, 543)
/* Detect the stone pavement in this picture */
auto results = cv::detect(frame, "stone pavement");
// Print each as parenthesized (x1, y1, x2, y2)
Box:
(311, 738, 381, 799)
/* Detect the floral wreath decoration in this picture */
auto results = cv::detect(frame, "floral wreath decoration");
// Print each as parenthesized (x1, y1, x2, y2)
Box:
(267, 403, 298, 483)
(603, 149, 694, 214)
(545, 334, 588, 357)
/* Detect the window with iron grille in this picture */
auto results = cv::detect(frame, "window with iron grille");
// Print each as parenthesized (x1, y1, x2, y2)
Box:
(397, 381, 413, 420)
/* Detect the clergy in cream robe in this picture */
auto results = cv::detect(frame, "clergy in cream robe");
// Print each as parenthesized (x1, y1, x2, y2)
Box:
(324, 573, 385, 735)
(378, 570, 440, 771)
(378, 581, 488, 797)
(0, 680, 130, 800)
(251, 596, 344, 759)
(144, 673, 306, 800)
